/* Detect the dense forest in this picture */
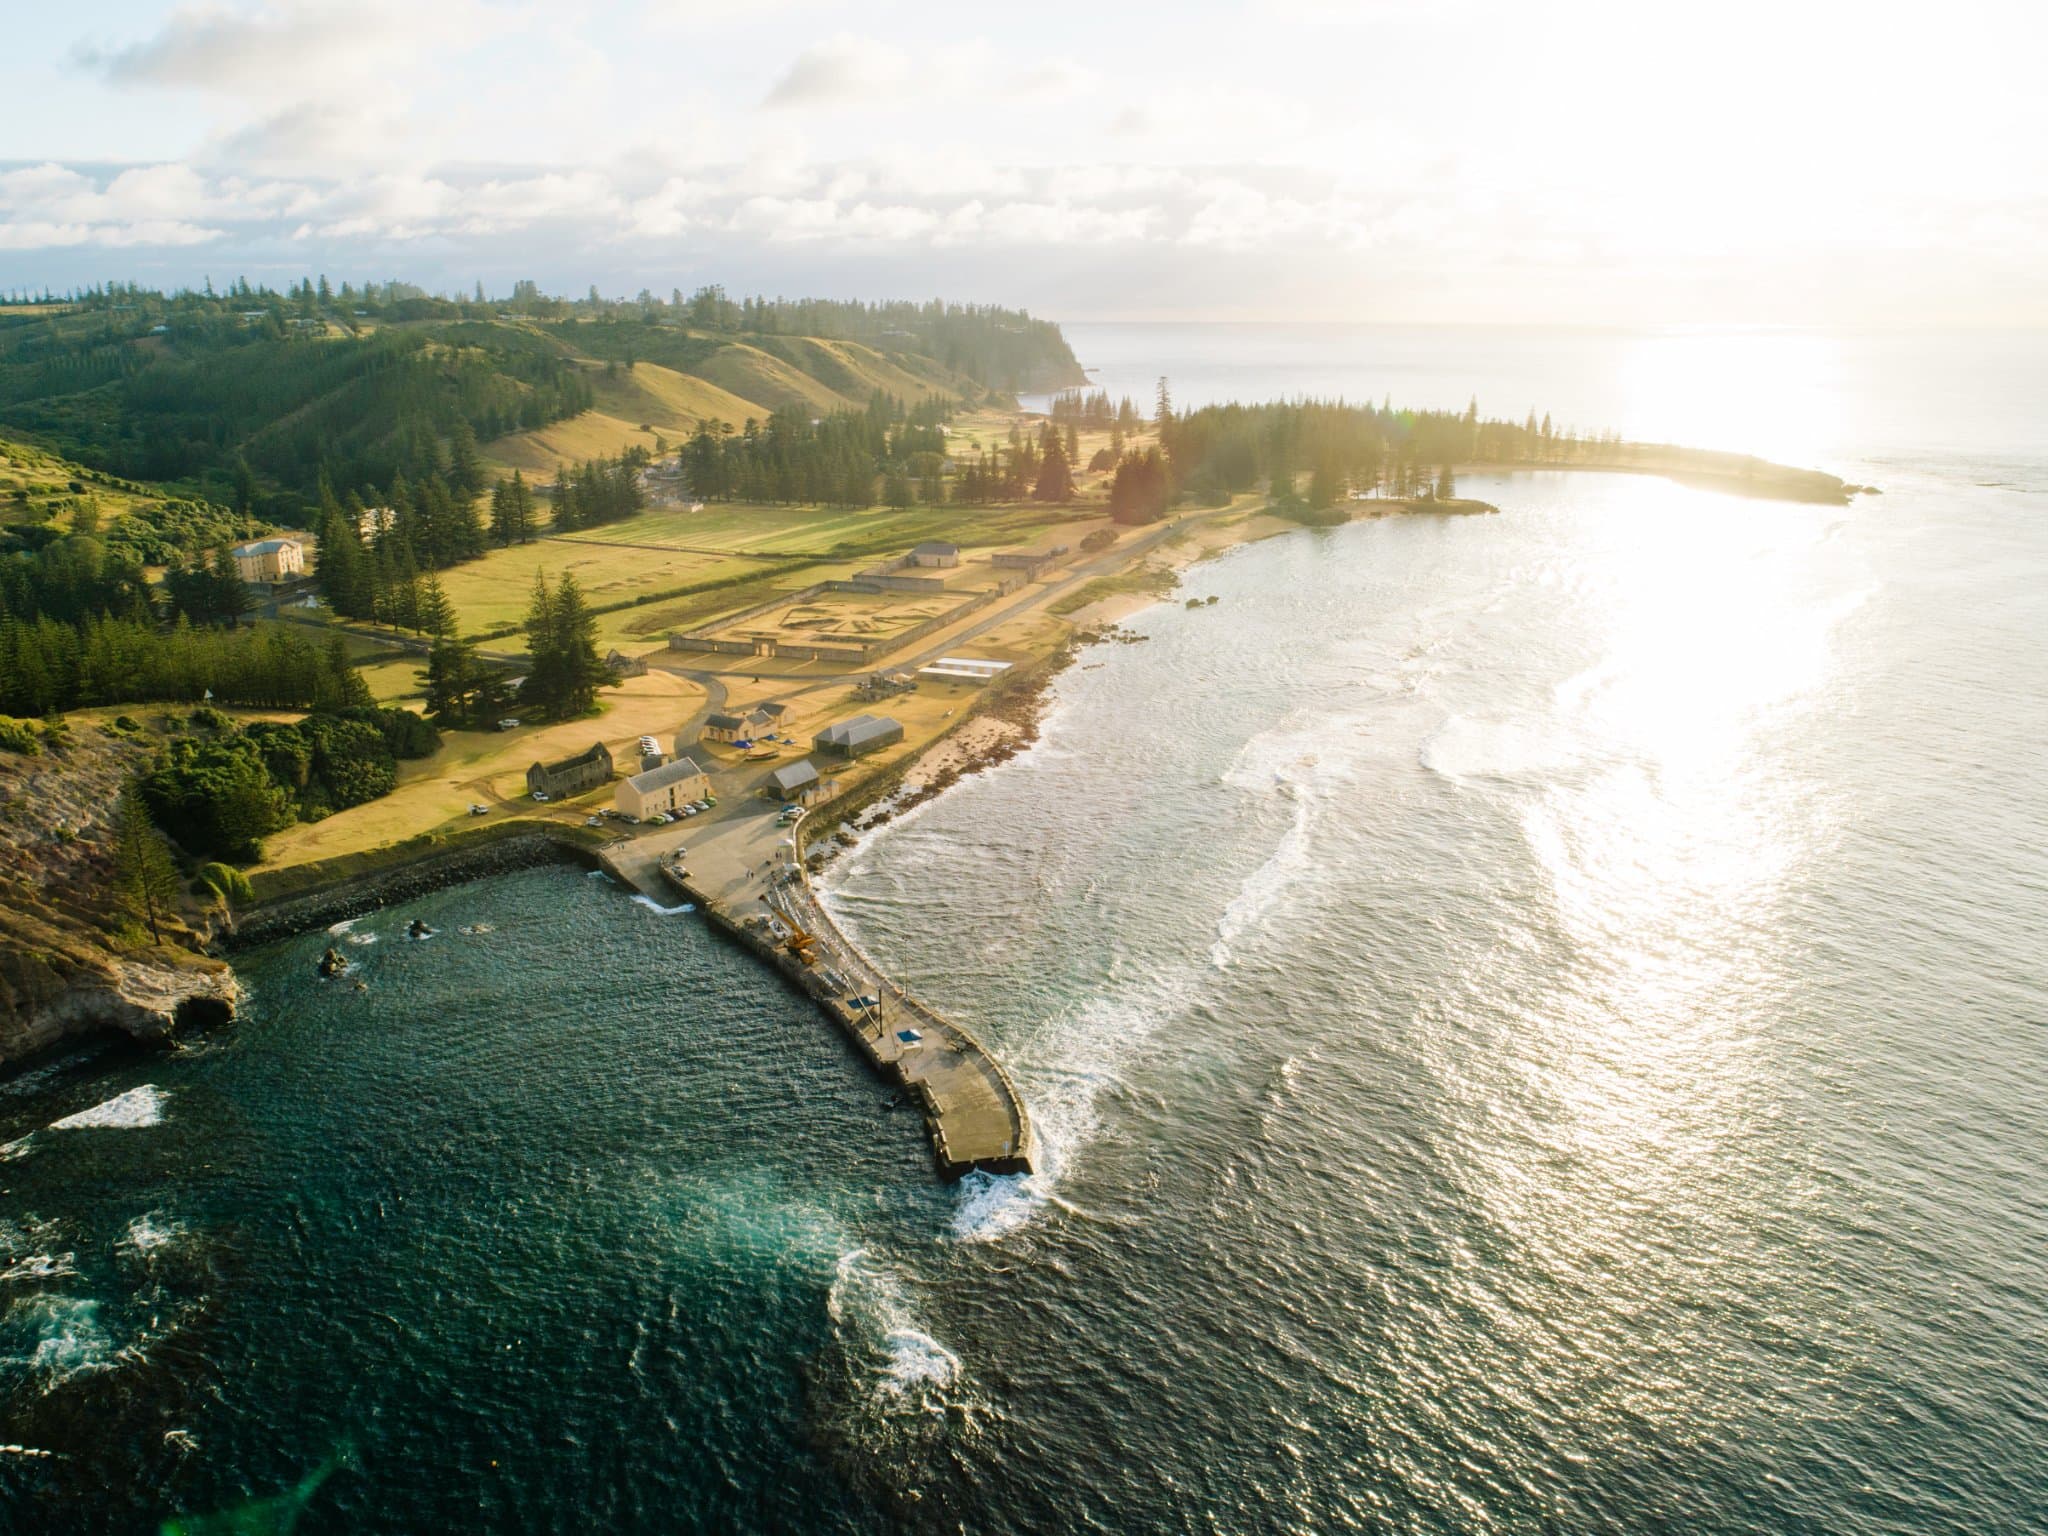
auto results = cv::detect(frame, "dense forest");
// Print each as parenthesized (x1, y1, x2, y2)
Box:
(0, 280, 1082, 523)
(0, 299, 589, 511)
(1147, 393, 1630, 519)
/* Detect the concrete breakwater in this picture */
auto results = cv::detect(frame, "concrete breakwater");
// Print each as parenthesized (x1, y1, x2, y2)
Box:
(598, 833, 1033, 1183)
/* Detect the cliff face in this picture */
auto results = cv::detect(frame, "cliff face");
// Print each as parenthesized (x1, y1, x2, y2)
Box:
(0, 719, 238, 1070)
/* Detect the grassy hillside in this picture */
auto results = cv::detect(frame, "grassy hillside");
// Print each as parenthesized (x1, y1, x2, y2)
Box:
(0, 287, 1083, 525)
(1, 434, 240, 564)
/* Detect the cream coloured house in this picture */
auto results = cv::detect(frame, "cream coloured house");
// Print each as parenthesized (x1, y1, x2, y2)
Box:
(230, 536, 306, 583)
(616, 756, 710, 820)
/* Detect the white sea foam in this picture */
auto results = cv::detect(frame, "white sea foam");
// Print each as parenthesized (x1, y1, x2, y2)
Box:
(951, 967, 1205, 1243)
(48, 1085, 166, 1131)
(1, 1295, 119, 1385)
(0, 1253, 77, 1284)
(630, 895, 696, 916)
(122, 1212, 186, 1255)
(1208, 713, 1368, 968)
(0, 1136, 31, 1162)
(827, 1248, 963, 1408)
(345, 932, 379, 947)
(1211, 788, 1316, 970)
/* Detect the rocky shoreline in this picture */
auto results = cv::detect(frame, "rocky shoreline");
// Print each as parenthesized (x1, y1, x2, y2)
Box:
(227, 829, 598, 947)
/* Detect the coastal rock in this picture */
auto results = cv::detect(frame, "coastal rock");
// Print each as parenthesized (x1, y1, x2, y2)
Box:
(1, 719, 240, 1070)
(0, 929, 240, 1067)
(230, 830, 591, 947)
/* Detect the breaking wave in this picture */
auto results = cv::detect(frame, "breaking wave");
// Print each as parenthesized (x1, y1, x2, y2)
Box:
(122, 1212, 186, 1255)
(48, 1085, 166, 1131)
(827, 1247, 964, 1412)
(0, 1294, 122, 1387)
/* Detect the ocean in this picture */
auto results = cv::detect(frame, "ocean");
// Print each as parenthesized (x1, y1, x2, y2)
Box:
(4, 326, 2046, 1532)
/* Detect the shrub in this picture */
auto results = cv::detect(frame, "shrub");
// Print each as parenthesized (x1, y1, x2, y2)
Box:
(0, 716, 42, 756)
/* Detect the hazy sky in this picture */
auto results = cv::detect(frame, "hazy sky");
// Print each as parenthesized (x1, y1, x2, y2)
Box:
(2, 0, 2042, 324)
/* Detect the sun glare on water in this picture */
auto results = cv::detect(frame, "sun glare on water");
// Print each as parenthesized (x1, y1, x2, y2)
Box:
(1616, 330, 1845, 469)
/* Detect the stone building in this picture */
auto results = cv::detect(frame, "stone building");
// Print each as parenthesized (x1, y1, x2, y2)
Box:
(812, 713, 904, 758)
(616, 756, 710, 820)
(526, 741, 613, 799)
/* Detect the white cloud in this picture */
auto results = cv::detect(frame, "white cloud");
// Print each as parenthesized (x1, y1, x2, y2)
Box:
(764, 34, 908, 108)
(764, 33, 1096, 111)
(76, 0, 485, 97)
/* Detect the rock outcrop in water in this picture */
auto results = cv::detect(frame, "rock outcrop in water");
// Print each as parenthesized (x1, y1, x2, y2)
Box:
(0, 718, 238, 1069)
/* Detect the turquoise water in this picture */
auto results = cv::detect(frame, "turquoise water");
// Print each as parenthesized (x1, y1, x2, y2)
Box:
(6, 329, 2048, 1531)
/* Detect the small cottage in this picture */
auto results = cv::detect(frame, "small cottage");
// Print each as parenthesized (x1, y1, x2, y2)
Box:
(700, 712, 745, 745)
(769, 759, 836, 805)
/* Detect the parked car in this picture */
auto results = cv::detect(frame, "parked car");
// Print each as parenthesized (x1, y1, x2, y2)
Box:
(469, 803, 490, 816)
(531, 790, 550, 802)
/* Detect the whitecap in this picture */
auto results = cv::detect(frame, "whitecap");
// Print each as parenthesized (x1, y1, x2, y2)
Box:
(122, 1212, 186, 1255)
(0, 1049, 99, 1099)
(345, 932, 378, 947)
(1210, 789, 1316, 970)
(0, 1295, 119, 1385)
(878, 1327, 961, 1399)
(0, 1137, 31, 1162)
(48, 1086, 165, 1131)
(326, 916, 359, 935)
(951, 968, 1206, 1243)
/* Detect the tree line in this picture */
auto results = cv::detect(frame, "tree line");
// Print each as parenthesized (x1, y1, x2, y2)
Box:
(0, 610, 374, 719)
(681, 396, 938, 508)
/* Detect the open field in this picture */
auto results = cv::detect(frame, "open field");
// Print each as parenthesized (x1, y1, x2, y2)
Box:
(559, 497, 1078, 559)
(479, 336, 977, 486)
(257, 669, 705, 874)
(714, 587, 970, 647)
(424, 496, 1107, 650)
(430, 535, 766, 643)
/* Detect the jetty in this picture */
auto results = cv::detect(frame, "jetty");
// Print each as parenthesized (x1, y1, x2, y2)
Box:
(600, 808, 1032, 1182)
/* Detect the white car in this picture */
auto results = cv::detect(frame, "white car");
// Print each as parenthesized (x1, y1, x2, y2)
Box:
(531, 790, 550, 802)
